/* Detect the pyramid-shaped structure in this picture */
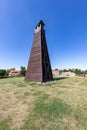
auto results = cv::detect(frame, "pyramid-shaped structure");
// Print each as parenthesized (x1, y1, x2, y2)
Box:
(25, 20, 53, 82)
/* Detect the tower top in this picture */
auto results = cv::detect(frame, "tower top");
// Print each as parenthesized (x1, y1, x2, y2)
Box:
(35, 20, 45, 28)
(37, 20, 45, 27)
(35, 20, 45, 33)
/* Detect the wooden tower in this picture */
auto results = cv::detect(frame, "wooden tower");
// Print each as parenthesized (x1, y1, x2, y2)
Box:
(25, 20, 53, 82)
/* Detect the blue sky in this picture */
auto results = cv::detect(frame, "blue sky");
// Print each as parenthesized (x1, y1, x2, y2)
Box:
(0, 0, 87, 70)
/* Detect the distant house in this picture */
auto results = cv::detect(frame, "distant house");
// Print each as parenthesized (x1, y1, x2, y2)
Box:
(77, 74, 86, 77)
(59, 71, 76, 77)
(9, 70, 20, 77)
(52, 70, 87, 77)
(85, 74, 87, 77)
(52, 70, 59, 77)
(52, 70, 76, 77)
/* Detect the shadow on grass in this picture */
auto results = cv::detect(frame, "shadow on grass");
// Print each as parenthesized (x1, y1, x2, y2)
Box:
(54, 77, 68, 81)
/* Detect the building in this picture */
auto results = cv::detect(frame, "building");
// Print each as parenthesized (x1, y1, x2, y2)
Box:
(9, 70, 20, 77)
(59, 71, 76, 77)
(52, 70, 76, 77)
(52, 70, 59, 77)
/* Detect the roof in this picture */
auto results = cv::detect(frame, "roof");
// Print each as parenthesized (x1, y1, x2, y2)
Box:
(9, 70, 20, 74)
(35, 20, 45, 28)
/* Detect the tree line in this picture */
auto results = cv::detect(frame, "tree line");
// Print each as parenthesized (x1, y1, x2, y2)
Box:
(55, 68, 87, 75)
(1, 67, 87, 78)
(59, 68, 87, 75)
(0, 66, 26, 78)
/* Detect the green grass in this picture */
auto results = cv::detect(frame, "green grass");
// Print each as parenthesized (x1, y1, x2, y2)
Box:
(0, 76, 87, 130)
(34, 98, 71, 117)
(24, 92, 30, 96)
(0, 119, 10, 130)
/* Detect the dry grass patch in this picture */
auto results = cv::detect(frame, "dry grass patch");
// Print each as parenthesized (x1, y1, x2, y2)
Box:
(0, 78, 37, 130)
(0, 77, 87, 130)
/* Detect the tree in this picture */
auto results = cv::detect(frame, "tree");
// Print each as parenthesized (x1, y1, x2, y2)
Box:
(55, 68, 58, 71)
(0, 69, 6, 77)
(85, 70, 87, 74)
(62, 69, 68, 72)
(20, 66, 26, 76)
(74, 69, 81, 75)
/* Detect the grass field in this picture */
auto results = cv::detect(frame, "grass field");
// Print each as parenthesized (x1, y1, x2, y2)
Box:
(0, 77, 87, 130)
